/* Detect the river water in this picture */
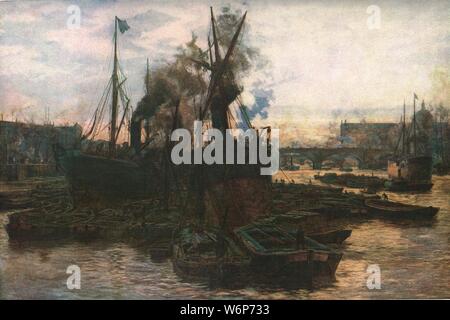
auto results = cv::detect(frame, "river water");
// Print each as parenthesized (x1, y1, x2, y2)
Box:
(0, 170, 449, 299)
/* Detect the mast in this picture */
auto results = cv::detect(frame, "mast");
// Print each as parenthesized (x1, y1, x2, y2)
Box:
(145, 58, 151, 95)
(197, 8, 247, 258)
(200, 11, 246, 120)
(413, 94, 417, 156)
(439, 103, 447, 165)
(210, 7, 222, 63)
(110, 16, 119, 155)
(207, 37, 214, 73)
(145, 58, 151, 141)
(402, 99, 406, 155)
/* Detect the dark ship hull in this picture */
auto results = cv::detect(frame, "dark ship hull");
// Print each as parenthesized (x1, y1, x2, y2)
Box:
(57, 150, 150, 208)
(365, 199, 439, 220)
(386, 156, 433, 192)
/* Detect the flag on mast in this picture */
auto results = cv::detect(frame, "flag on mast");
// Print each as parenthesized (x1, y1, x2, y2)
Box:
(116, 17, 130, 33)
(413, 92, 418, 100)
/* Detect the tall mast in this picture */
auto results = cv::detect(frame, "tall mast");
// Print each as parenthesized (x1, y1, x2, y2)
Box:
(110, 16, 119, 155)
(200, 11, 247, 120)
(439, 103, 446, 165)
(413, 94, 417, 156)
(144, 58, 151, 141)
(402, 99, 406, 155)
(210, 7, 221, 63)
(208, 37, 214, 69)
(145, 58, 151, 95)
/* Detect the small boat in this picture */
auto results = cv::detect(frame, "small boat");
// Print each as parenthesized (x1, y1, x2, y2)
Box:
(172, 228, 250, 287)
(234, 224, 342, 287)
(364, 199, 439, 220)
(315, 172, 387, 190)
(308, 229, 352, 245)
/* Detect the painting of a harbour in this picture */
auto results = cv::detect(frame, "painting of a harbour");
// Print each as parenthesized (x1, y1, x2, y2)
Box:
(0, 0, 449, 302)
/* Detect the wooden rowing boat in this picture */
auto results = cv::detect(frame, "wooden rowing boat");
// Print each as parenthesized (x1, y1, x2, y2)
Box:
(234, 224, 342, 287)
(364, 199, 439, 220)
(172, 228, 250, 287)
(308, 229, 352, 245)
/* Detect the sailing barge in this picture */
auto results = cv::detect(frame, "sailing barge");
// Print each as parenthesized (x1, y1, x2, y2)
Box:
(386, 96, 434, 192)
(166, 7, 335, 287)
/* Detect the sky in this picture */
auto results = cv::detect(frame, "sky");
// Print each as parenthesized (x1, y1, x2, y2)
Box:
(0, 0, 449, 146)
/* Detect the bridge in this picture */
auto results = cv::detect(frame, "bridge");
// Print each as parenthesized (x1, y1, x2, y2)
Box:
(279, 147, 394, 169)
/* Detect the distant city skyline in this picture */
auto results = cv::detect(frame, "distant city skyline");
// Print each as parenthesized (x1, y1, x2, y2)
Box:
(0, 0, 449, 145)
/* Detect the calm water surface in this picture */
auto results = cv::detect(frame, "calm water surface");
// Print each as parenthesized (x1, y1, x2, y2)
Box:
(0, 170, 449, 299)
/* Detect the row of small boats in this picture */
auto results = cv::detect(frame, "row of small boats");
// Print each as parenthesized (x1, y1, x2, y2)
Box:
(273, 182, 440, 220)
(171, 196, 440, 288)
(314, 172, 435, 192)
(314, 173, 387, 190)
(172, 225, 352, 288)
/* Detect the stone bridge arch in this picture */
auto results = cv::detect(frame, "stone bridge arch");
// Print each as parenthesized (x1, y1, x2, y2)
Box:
(280, 147, 394, 170)
(324, 153, 364, 169)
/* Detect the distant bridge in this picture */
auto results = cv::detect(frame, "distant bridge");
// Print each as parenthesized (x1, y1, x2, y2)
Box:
(279, 147, 394, 169)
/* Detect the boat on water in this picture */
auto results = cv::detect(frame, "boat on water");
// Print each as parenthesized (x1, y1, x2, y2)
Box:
(386, 155, 433, 192)
(314, 172, 386, 190)
(234, 224, 342, 287)
(164, 6, 348, 289)
(55, 148, 151, 207)
(386, 96, 434, 192)
(364, 199, 439, 220)
(273, 182, 344, 195)
(172, 228, 250, 286)
(55, 17, 160, 207)
(308, 229, 352, 245)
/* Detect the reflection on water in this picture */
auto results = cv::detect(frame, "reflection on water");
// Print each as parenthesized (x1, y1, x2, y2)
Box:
(0, 170, 449, 299)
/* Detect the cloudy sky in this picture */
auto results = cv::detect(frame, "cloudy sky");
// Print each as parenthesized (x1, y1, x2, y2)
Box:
(0, 0, 449, 146)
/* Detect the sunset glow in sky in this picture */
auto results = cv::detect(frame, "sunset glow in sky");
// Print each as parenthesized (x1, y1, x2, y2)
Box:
(0, 0, 449, 145)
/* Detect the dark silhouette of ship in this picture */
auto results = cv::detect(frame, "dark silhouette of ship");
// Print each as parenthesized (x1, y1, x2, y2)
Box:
(56, 12, 272, 218)
(55, 17, 155, 208)
(386, 95, 433, 191)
